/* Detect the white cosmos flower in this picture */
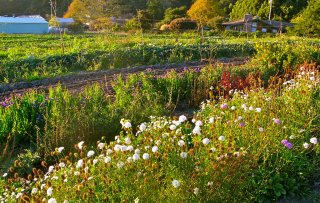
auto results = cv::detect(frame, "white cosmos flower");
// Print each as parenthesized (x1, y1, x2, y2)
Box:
(193, 126, 201, 135)
(237, 116, 243, 121)
(120, 145, 127, 152)
(207, 181, 213, 186)
(127, 146, 134, 151)
(47, 187, 53, 196)
(124, 122, 132, 129)
(97, 143, 105, 150)
(231, 106, 236, 110)
(57, 147, 64, 153)
(202, 138, 210, 145)
(310, 137, 318, 144)
(114, 144, 121, 152)
(178, 140, 185, 147)
(172, 180, 180, 188)
(152, 146, 158, 153)
(172, 120, 181, 126)
(16, 193, 23, 199)
(76, 159, 83, 168)
(125, 137, 131, 144)
(48, 166, 54, 173)
(209, 117, 214, 123)
(255, 108, 261, 113)
(180, 152, 188, 159)
(2, 173, 7, 178)
(93, 159, 98, 165)
(218, 136, 225, 141)
(48, 198, 57, 203)
(31, 188, 38, 194)
(303, 143, 309, 149)
(133, 154, 140, 161)
(195, 121, 203, 126)
(193, 187, 199, 195)
(142, 153, 150, 160)
(106, 149, 113, 155)
(77, 141, 85, 150)
(139, 123, 147, 132)
(104, 156, 111, 163)
(249, 106, 254, 111)
(192, 118, 196, 123)
(169, 124, 177, 131)
(179, 115, 187, 123)
(59, 162, 65, 168)
(87, 150, 95, 158)
(258, 127, 264, 132)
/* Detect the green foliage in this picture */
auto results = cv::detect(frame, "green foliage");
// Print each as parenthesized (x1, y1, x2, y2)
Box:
(293, 0, 320, 36)
(207, 16, 225, 30)
(0, 34, 258, 83)
(147, 0, 164, 21)
(0, 0, 72, 17)
(229, 0, 308, 21)
(161, 6, 188, 24)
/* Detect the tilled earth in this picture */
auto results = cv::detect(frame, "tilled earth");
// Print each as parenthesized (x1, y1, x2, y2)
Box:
(0, 57, 248, 100)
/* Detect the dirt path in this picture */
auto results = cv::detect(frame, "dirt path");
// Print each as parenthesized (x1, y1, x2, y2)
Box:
(0, 57, 249, 100)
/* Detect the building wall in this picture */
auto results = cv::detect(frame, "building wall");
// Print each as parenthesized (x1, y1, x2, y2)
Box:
(0, 23, 48, 34)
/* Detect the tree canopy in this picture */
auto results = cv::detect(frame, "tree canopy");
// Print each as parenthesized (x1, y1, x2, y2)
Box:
(229, 0, 308, 21)
(0, 0, 72, 18)
(187, 0, 224, 27)
(293, 0, 320, 36)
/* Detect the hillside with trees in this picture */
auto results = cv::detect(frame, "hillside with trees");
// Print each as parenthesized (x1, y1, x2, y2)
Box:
(0, 0, 319, 35)
(0, 0, 72, 18)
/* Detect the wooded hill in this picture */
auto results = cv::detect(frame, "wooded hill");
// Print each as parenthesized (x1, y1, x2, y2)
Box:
(0, 0, 72, 18)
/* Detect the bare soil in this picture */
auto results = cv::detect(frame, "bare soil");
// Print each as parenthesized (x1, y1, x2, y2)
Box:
(0, 57, 249, 100)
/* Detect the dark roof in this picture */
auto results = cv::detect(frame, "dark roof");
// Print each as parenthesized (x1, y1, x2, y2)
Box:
(222, 17, 294, 28)
(222, 17, 259, 26)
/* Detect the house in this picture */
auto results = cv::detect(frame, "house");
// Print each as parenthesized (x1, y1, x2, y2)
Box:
(222, 14, 294, 33)
(0, 16, 48, 34)
(56, 18, 75, 28)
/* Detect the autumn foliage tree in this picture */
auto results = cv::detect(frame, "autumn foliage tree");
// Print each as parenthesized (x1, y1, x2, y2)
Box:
(64, 0, 106, 23)
(187, 0, 224, 28)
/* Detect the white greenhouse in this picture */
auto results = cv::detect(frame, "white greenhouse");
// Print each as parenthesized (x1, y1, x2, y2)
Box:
(0, 16, 48, 34)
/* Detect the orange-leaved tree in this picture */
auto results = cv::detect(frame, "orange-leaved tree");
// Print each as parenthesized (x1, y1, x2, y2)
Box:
(64, 0, 106, 23)
(187, 0, 224, 29)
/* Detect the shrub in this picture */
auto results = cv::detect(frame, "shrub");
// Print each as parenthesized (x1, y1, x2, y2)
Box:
(207, 16, 225, 31)
(169, 18, 197, 30)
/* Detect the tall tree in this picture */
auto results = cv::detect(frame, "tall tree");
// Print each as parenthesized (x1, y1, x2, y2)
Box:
(147, 0, 165, 21)
(229, 0, 308, 21)
(64, 0, 108, 23)
(187, 0, 224, 27)
(293, 0, 320, 35)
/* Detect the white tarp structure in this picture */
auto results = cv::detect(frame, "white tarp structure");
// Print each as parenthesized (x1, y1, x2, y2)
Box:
(0, 16, 48, 34)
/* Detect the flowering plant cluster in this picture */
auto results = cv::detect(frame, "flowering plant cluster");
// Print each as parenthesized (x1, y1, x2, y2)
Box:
(0, 68, 319, 202)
